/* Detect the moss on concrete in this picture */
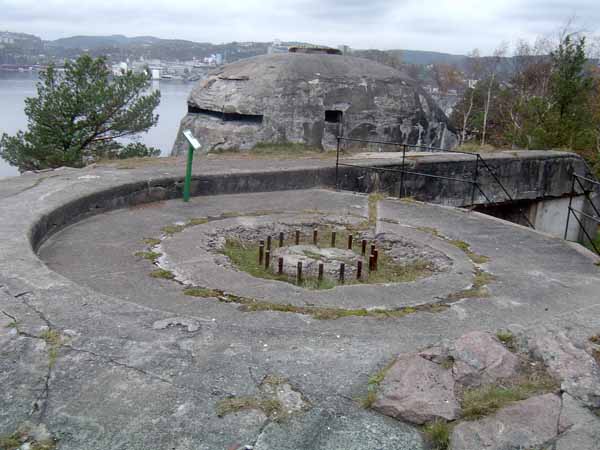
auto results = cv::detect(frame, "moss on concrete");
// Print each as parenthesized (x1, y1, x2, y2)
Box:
(40, 329, 63, 368)
(183, 287, 222, 298)
(496, 331, 517, 351)
(161, 224, 186, 235)
(446, 269, 496, 301)
(183, 285, 435, 320)
(134, 251, 162, 262)
(0, 425, 57, 450)
(0, 432, 21, 450)
(149, 269, 175, 280)
(187, 217, 209, 226)
(416, 227, 490, 264)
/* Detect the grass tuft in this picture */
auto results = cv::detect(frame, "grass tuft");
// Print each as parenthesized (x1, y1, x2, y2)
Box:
(187, 217, 209, 226)
(142, 237, 161, 246)
(440, 356, 455, 370)
(161, 224, 185, 235)
(448, 239, 489, 264)
(361, 359, 396, 408)
(496, 331, 516, 351)
(135, 251, 162, 262)
(149, 269, 175, 280)
(183, 287, 221, 298)
(423, 419, 451, 450)
(416, 227, 489, 264)
(0, 426, 56, 450)
(40, 329, 63, 367)
(0, 433, 21, 450)
(446, 268, 496, 301)
(460, 372, 559, 420)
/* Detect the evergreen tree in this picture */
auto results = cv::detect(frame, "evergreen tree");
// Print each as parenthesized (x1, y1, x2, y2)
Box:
(0, 55, 161, 172)
(544, 35, 594, 149)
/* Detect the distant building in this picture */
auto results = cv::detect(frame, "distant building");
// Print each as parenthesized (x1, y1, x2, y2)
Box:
(111, 62, 128, 76)
(268, 39, 289, 54)
(338, 45, 351, 55)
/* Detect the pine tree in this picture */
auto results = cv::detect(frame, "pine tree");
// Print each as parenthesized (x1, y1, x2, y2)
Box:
(0, 55, 161, 172)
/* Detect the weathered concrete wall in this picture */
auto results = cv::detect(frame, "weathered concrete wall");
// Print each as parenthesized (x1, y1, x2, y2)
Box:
(533, 196, 584, 241)
(334, 151, 597, 240)
(336, 152, 589, 207)
(16, 150, 596, 250)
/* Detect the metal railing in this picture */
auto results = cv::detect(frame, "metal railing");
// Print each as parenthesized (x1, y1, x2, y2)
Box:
(334, 135, 536, 229)
(564, 173, 600, 255)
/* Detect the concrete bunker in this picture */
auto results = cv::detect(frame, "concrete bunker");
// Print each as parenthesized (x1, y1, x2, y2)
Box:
(172, 50, 458, 154)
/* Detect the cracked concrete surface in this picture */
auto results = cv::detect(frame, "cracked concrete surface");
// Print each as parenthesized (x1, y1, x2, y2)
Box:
(1, 159, 599, 449)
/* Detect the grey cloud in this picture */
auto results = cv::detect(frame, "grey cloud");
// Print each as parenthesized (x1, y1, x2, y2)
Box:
(0, 0, 598, 55)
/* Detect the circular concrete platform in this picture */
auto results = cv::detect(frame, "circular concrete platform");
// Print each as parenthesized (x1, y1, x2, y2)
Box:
(1, 162, 599, 450)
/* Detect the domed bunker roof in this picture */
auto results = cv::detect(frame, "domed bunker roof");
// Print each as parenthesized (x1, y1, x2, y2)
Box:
(172, 52, 457, 154)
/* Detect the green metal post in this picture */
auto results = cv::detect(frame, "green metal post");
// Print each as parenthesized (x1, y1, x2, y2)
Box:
(183, 143, 194, 202)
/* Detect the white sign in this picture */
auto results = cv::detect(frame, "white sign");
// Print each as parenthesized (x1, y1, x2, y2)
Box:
(183, 130, 202, 151)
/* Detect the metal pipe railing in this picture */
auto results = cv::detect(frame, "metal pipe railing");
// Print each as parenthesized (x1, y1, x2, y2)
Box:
(564, 171, 600, 255)
(334, 135, 535, 229)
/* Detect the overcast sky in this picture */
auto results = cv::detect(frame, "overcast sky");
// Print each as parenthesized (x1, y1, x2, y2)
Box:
(2, 0, 599, 55)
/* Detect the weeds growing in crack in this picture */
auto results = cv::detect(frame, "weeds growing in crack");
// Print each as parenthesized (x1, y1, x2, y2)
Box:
(0, 429, 56, 450)
(39, 329, 63, 367)
(149, 269, 175, 280)
(445, 268, 496, 301)
(422, 419, 452, 450)
(134, 251, 162, 262)
(183, 286, 436, 320)
(459, 371, 559, 421)
(496, 331, 517, 351)
(416, 226, 490, 264)
(361, 358, 397, 408)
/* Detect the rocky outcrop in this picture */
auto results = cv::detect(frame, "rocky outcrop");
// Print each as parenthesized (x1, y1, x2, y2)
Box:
(172, 52, 457, 155)
(450, 331, 520, 387)
(556, 393, 600, 450)
(373, 354, 460, 424)
(374, 332, 519, 425)
(526, 330, 600, 408)
(372, 329, 600, 450)
(451, 394, 561, 450)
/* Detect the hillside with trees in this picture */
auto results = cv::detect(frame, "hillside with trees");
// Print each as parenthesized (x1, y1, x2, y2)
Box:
(450, 33, 600, 175)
